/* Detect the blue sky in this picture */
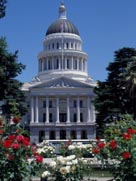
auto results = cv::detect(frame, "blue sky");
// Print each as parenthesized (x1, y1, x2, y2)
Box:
(0, 0, 136, 82)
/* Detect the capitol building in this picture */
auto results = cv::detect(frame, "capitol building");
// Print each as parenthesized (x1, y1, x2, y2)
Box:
(23, 2, 96, 143)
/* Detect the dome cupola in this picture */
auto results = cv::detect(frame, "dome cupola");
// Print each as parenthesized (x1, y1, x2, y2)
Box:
(46, 1, 79, 36)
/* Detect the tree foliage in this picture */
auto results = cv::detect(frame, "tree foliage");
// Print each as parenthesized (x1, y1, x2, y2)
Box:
(94, 47, 136, 135)
(0, 0, 7, 18)
(0, 37, 27, 117)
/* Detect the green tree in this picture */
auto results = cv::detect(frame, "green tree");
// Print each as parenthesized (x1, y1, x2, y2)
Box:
(0, 37, 27, 118)
(0, 0, 7, 18)
(120, 57, 136, 119)
(94, 47, 136, 135)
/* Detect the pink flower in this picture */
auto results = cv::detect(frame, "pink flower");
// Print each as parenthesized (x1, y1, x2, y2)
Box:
(16, 135, 24, 143)
(35, 155, 43, 163)
(11, 143, 20, 150)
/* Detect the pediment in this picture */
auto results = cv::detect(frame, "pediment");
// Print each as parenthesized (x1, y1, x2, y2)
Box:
(31, 77, 93, 89)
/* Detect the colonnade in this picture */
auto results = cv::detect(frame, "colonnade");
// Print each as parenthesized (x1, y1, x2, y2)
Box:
(39, 57, 87, 72)
(30, 96, 95, 124)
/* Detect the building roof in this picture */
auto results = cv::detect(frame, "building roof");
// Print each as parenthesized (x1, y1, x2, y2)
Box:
(46, 19, 79, 36)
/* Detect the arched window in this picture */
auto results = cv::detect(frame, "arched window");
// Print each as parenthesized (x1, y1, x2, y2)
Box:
(71, 42, 73, 48)
(73, 60, 77, 69)
(57, 42, 59, 49)
(52, 43, 54, 49)
(67, 59, 70, 69)
(66, 42, 69, 49)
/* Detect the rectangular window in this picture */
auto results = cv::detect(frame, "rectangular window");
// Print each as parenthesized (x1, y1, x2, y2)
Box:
(73, 100, 77, 108)
(73, 113, 77, 122)
(49, 113, 53, 122)
(67, 59, 70, 69)
(43, 101, 46, 108)
(80, 100, 83, 108)
(49, 100, 52, 108)
(80, 113, 83, 122)
(43, 113, 46, 122)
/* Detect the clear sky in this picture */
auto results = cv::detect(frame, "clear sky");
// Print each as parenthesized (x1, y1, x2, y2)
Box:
(0, 0, 136, 83)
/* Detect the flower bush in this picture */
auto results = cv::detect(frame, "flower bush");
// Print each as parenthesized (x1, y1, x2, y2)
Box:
(41, 155, 87, 181)
(0, 117, 43, 181)
(36, 140, 55, 158)
(59, 140, 93, 157)
(92, 115, 136, 181)
(68, 142, 93, 158)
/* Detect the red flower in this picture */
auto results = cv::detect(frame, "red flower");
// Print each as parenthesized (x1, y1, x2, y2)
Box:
(11, 143, 20, 150)
(96, 135, 101, 141)
(3, 139, 13, 148)
(122, 133, 132, 140)
(122, 151, 131, 160)
(97, 142, 106, 149)
(22, 137, 30, 147)
(0, 119, 3, 126)
(16, 135, 24, 143)
(12, 117, 20, 124)
(109, 140, 117, 150)
(92, 147, 100, 154)
(35, 155, 43, 163)
(0, 129, 4, 134)
(127, 128, 136, 135)
(8, 154, 14, 161)
(8, 134, 16, 140)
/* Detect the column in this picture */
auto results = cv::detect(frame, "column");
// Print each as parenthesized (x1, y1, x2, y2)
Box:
(71, 57, 73, 70)
(65, 58, 67, 69)
(42, 59, 44, 71)
(59, 57, 61, 70)
(46, 96, 49, 123)
(77, 96, 80, 122)
(85, 61, 87, 73)
(91, 104, 96, 123)
(56, 97, 60, 123)
(81, 58, 84, 71)
(38, 59, 41, 72)
(45, 130, 49, 140)
(87, 96, 91, 122)
(56, 130, 60, 139)
(30, 96, 34, 123)
(47, 58, 49, 70)
(77, 130, 81, 139)
(35, 96, 39, 123)
(66, 129, 70, 139)
(67, 96, 70, 123)
(52, 57, 54, 70)
(77, 58, 79, 70)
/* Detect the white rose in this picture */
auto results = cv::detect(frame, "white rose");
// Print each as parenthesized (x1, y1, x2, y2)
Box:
(49, 161, 56, 168)
(68, 145, 75, 150)
(42, 171, 50, 178)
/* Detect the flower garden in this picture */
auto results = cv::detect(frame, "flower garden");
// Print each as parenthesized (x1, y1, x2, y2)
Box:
(0, 115, 136, 180)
